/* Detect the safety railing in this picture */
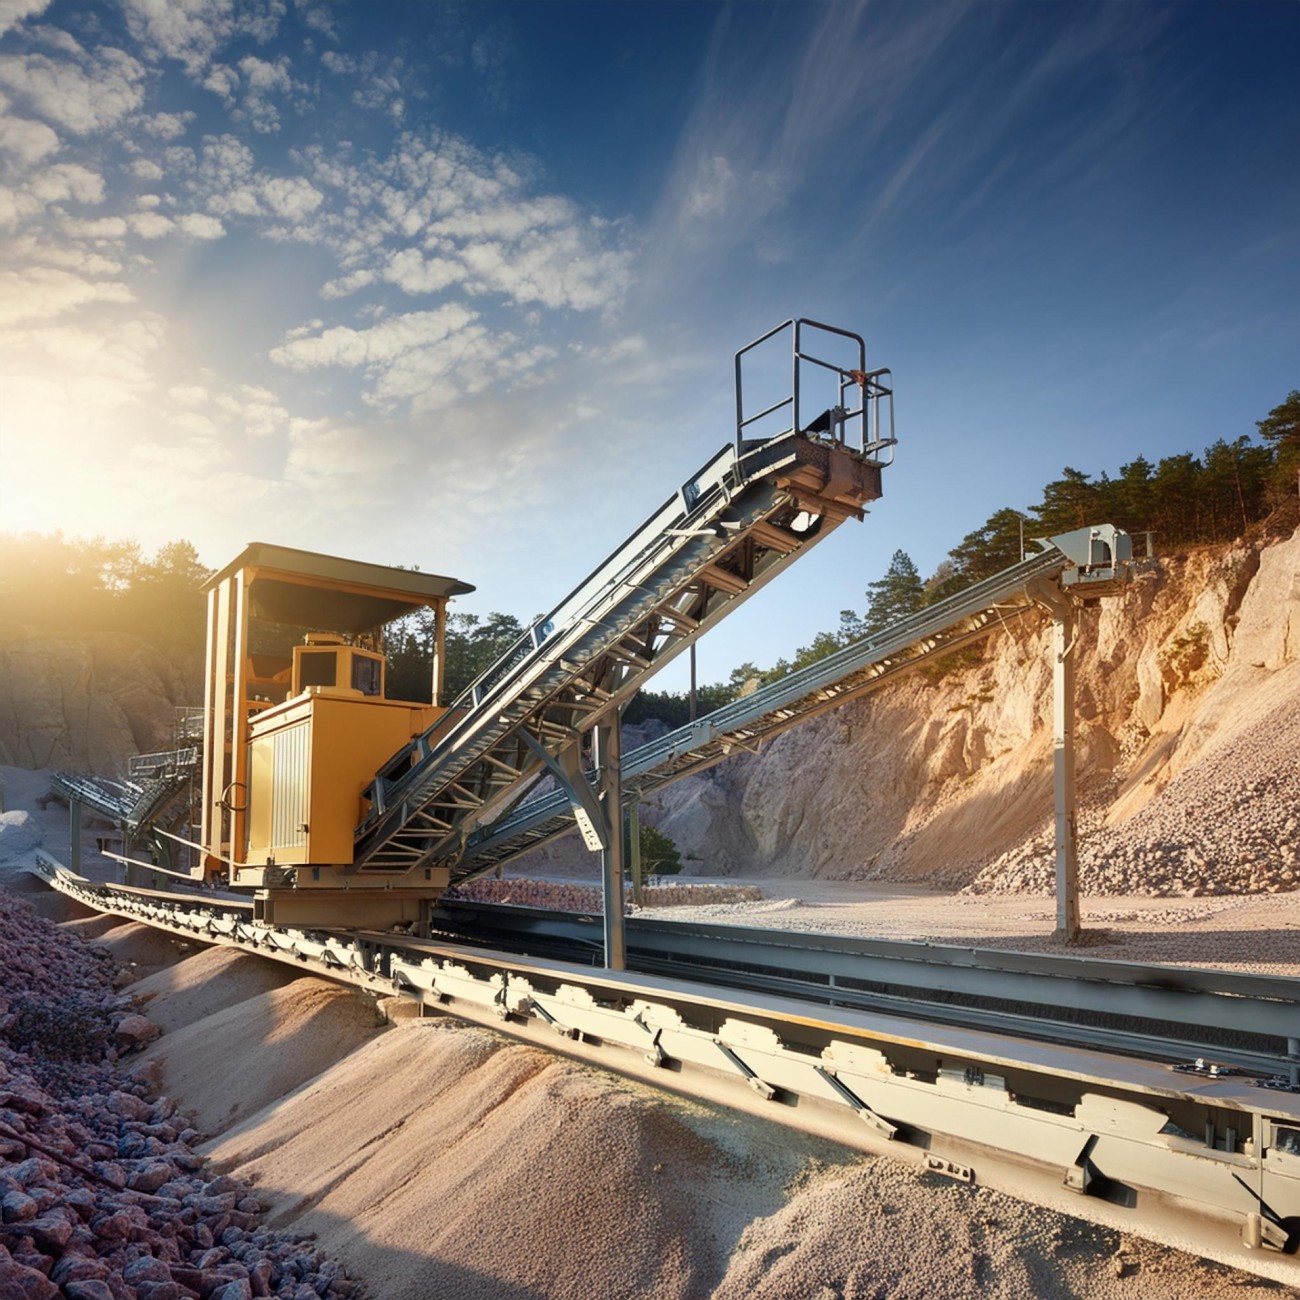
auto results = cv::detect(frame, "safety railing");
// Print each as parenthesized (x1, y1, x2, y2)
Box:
(735, 318, 894, 463)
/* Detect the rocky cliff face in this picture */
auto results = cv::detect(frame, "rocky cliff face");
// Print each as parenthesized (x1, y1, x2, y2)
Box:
(0, 627, 191, 775)
(642, 523, 1300, 895)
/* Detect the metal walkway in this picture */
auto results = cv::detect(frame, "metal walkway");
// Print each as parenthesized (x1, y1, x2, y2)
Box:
(460, 531, 1131, 874)
(351, 321, 894, 878)
(50, 751, 196, 834)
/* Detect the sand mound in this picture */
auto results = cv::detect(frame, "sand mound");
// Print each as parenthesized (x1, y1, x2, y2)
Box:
(91, 918, 194, 983)
(62, 911, 133, 940)
(204, 1019, 808, 1300)
(712, 1159, 1290, 1300)
(133, 976, 382, 1137)
(130, 942, 300, 1035)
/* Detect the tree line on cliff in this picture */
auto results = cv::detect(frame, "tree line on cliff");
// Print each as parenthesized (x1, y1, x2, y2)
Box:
(0, 391, 1295, 720)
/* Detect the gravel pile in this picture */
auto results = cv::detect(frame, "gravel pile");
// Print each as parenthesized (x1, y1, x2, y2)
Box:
(963, 678, 1300, 898)
(0, 890, 362, 1300)
(447, 877, 764, 911)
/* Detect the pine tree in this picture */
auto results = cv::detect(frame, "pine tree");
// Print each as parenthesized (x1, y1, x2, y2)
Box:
(946, 508, 1028, 585)
(1258, 390, 1300, 499)
(862, 550, 924, 637)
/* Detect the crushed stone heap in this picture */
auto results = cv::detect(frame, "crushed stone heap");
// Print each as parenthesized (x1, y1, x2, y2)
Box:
(0, 890, 361, 1300)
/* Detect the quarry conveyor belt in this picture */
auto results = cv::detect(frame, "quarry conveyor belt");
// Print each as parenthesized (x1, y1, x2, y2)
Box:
(460, 544, 1076, 875)
(32, 855, 1300, 1285)
(352, 428, 885, 878)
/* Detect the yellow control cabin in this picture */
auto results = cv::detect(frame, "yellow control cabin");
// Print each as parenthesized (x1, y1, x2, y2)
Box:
(199, 543, 473, 929)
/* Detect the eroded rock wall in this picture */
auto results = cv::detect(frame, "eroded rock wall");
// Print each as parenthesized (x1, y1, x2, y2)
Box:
(646, 525, 1300, 889)
(0, 627, 189, 775)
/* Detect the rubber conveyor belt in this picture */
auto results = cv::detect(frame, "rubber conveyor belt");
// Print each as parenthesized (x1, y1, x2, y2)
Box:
(352, 430, 885, 877)
(460, 543, 1073, 874)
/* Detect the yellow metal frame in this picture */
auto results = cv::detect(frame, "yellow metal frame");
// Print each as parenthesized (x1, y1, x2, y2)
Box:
(198, 543, 473, 923)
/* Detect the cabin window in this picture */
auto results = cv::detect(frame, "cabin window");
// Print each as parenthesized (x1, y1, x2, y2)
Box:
(299, 651, 337, 688)
(352, 655, 382, 697)
(1274, 1125, 1300, 1157)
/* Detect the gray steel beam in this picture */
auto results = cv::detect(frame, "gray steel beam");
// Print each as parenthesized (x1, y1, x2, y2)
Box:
(596, 715, 626, 970)
(436, 902, 1300, 1068)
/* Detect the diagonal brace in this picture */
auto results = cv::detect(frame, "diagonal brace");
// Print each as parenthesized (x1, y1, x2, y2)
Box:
(518, 731, 608, 852)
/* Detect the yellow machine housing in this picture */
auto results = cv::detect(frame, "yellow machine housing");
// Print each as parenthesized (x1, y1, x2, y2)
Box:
(198, 542, 473, 929)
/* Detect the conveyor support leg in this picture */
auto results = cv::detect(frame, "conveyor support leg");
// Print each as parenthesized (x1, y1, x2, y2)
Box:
(1052, 595, 1081, 941)
(595, 713, 627, 970)
(69, 798, 83, 876)
(1030, 579, 1081, 942)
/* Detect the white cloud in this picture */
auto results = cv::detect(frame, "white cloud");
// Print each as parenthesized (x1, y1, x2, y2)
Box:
(6, 234, 121, 275)
(381, 247, 464, 295)
(59, 215, 126, 240)
(269, 303, 562, 414)
(203, 54, 303, 133)
(320, 51, 354, 75)
(191, 132, 322, 223)
(0, 0, 51, 39)
(0, 112, 57, 165)
(0, 265, 132, 326)
(284, 131, 634, 319)
(120, 0, 287, 76)
(178, 211, 224, 239)
(0, 162, 103, 228)
(202, 62, 238, 99)
(258, 174, 322, 219)
(683, 155, 734, 220)
(140, 109, 194, 139)
(128, 209, 174, 238)
(131, 158, 165, 180)
(459, 226, 632, 311)
(294, 0, 337, 41)
(0, 41, 146, 134)
(320, 268, 374, 300)
(270, 303, 478, 373)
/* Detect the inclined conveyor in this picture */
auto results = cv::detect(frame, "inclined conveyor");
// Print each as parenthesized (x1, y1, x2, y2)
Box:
(351, 321, 894, 879)
(460, 527, 1134, 875)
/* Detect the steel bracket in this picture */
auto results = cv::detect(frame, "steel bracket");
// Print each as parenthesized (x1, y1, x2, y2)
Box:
(814, 1066, 897, 1139)
(713, 1038, 777, 1100)
(923, 1154, 975, 1184)
(518, 732, 607, 851)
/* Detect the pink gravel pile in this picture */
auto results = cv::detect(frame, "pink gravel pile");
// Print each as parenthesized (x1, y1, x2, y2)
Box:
(0, 891, 362, 1300)
(446, 876, 764, 911)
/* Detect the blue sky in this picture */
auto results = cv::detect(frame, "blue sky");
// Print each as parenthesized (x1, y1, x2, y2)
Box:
(1, 0, 1295, 689)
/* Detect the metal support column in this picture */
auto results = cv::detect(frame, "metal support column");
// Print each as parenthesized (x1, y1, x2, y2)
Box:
(628, 799, 643, 906)
(431, 601, 447, 708)
(1030, 580, 1081, 942)
(69, 798, 83, 874)
(594, 713, 626, 970)
(1052, 598, 1080, 941)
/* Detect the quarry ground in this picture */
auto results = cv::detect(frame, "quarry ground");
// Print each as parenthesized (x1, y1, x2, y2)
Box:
(4, 763, 1300, 1299)
(634, 875, 1300, 976)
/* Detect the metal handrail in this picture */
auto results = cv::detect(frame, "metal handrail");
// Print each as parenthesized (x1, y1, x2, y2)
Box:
(734, 318, 894, 463)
